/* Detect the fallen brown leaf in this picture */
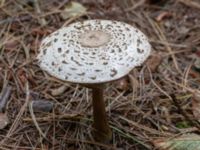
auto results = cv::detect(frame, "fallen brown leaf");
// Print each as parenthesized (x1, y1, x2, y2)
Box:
(115, 77, 129, 91)
(4, 40, 19, 51)
(189, 69, 200, 79)
(146, 54, 162, 73)
(61, 2, 87, 20)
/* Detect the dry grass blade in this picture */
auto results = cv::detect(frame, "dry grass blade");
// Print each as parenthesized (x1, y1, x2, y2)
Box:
(111, 124, 151, 149)
(164, 76, 200, 94)
(119, 116, 172, 136)
(145, 14, 182, 74)
(148, 67, 172, 100)
(0, 82, 30, 146)
(23, 113, 83, 122)
(182, 62, 193, 91)
(177, 0, 200, 9)
(63, 138, 116, 149)
(29, 101, 51, 143)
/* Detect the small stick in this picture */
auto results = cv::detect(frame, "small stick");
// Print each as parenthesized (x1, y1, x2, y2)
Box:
(31, 100, 54, 112)
(0, 85, 12, 112)
(23, 113, 83, 122)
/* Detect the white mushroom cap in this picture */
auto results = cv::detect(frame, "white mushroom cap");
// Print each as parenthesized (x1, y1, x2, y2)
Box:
(37, 20, 151, 84)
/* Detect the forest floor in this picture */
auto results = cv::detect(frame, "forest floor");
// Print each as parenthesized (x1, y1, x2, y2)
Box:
(0, 0, 200, 149)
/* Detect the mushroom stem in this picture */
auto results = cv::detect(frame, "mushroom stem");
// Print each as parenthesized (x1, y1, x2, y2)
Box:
(92, 86, 112, 142)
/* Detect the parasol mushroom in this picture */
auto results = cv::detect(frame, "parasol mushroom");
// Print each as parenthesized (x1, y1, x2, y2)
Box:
(37, 19, 151, 142)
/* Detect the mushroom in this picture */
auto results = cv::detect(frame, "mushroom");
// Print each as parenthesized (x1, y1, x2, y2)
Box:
(37, 19, 151, 142)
